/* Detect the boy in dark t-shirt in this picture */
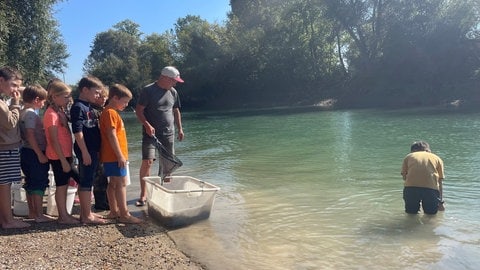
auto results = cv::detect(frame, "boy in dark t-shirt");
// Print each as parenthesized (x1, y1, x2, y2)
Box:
(70, 76, 105, 224)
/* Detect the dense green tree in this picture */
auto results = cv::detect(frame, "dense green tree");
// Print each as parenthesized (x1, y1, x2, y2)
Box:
(82, 0, 480, 109)
(223, 0, 342, 107)
(323, 0, 385, 74)
(172, 16, 228, 106)
(85, 20, 143, 99)
(378, 0, 480, 102)
(259, 0, 341, 101)
(0, 1, 8, 61)
(323, 0, 480, 107)
(0, 0, 68, 84)
(137, 32, 175, 82)
(85, 20, 180, 104)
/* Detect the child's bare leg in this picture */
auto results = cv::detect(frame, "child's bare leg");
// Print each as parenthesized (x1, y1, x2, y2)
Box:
(114, 177, 142, 224)
(0, 184, 30, 229)
(26, 193, 35, 219)
(33, 193, 54, 223)
(55, 185, 78, 224)
(79, 190, 105, 224)
(105, 180, 119, 219)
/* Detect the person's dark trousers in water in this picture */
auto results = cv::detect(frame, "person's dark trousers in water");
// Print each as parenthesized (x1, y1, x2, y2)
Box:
(403, 187, 441, 214)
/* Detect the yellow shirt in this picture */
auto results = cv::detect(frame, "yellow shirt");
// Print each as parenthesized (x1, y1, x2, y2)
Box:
(401, 151, 444, 190)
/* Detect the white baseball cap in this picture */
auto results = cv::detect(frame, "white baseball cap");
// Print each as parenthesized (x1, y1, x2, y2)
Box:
(161, 66, 184, 83)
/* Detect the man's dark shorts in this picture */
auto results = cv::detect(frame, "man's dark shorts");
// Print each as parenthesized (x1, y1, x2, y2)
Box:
(403, 186, 441, 214)
(142, 135, 174, 160)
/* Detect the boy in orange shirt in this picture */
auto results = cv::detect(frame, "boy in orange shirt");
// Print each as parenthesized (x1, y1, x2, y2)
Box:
(100, 84, 142, 223)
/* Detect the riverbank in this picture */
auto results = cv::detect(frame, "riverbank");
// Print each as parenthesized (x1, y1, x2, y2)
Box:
(0, 212, 205, 269)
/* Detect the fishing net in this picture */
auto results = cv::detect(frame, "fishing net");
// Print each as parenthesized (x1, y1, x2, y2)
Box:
(152, 135, 183, 180)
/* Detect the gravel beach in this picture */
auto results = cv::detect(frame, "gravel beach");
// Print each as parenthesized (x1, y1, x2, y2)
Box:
(1, 207, 205, 269)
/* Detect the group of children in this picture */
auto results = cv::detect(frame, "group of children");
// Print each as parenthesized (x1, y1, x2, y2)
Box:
(0, 66, 141, 229)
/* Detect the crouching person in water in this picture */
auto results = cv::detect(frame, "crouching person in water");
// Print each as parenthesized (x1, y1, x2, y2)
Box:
(401, 141, 445, 214)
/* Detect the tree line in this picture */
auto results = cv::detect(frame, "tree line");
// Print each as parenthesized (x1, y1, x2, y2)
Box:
(0, 0, 68, 85)
(2, 0, 480, 110)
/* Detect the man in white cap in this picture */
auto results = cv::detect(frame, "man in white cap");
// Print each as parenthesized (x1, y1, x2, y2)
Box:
(135, 66, 184, 206)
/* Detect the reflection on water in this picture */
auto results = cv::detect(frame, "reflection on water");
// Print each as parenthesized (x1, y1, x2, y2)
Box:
(123, 108, 480, 269)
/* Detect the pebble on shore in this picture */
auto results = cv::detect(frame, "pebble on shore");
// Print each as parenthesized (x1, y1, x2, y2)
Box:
(0, 217, 205, 270)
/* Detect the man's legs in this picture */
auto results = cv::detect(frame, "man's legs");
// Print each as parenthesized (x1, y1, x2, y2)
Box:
(138, 159, 153, 205)
(137, 138, 156, 206)
(422, 189, 440, 215)
(403, 187, 421, 214)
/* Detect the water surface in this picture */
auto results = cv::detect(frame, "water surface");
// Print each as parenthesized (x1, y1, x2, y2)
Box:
(123, 107, 480, 269)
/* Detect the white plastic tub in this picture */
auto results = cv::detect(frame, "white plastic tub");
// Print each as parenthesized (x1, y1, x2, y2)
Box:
(144, 176, 220, 227)
(12, 182, 28, 216)
(46, 186, 78, 216)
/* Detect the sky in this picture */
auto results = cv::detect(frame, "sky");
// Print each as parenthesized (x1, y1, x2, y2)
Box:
(53, 0, 231, 84)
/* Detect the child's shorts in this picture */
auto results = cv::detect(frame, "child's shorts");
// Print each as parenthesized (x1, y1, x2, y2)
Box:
(103, 162, 127, 177)
(20, 147, 49, 191)
(0, 149, 21, 185)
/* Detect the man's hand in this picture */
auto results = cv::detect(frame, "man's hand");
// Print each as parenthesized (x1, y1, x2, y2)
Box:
(438, 201, 445, 211)
(177, 129, 184, 141)
(145, 122, 155, 137)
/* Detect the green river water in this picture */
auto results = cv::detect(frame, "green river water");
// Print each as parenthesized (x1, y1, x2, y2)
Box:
(123, 107, 480, 270)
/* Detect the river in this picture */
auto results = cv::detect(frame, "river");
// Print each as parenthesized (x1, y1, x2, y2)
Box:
(122, 107, 480, 270)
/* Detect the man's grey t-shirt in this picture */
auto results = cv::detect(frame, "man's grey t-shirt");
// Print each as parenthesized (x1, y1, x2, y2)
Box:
(137, 82, 180, 137)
